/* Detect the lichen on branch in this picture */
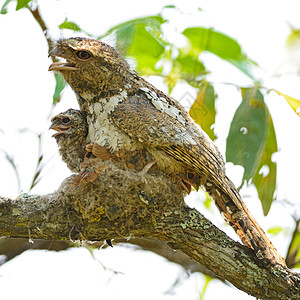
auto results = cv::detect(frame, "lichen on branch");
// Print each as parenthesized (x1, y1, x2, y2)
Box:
(0, 165, 299, 299)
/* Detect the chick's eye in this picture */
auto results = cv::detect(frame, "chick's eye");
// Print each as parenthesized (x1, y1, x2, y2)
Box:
(61, 117, 71, 124)
(76, 51, 91, 60)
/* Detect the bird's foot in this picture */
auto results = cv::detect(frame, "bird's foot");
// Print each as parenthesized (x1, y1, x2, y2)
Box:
(71, 170, 98, 185)
(72, 144, 114, 185)
(86, 143, 112, 161)
(139, 161, 156, 176)
(71, 159, 109, 185)
(135, 161, 156, 183)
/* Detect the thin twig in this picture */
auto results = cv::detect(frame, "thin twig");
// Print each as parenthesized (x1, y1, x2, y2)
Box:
(28, 134, 44, 192)
(27, 3, 56, 62)
(0, 149, 22, 193)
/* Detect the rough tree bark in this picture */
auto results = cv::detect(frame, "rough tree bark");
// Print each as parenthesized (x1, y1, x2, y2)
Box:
(0, 165, 299, 299)
(0, 236, 225, 280)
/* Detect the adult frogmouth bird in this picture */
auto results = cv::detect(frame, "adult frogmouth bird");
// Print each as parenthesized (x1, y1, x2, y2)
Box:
(49, 37, 286, 267)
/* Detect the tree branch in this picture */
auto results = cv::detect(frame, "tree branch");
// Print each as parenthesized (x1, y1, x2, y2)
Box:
(0, 236, 224, 280)
(113, 237, 225, 280)
(27, 3, 54, 61)
(0, 166, 299, 299)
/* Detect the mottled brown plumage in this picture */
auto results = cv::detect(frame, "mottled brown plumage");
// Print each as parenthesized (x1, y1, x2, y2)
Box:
(50, 108, 88, 173)
(50, 109, 155, 184)
(49, 37, 286, 267)
(50, 109, 114, 246)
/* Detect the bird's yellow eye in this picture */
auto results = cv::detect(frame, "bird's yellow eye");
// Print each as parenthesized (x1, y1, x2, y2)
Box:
(76, 50, 91, 60)
(61, 117, 71, 124)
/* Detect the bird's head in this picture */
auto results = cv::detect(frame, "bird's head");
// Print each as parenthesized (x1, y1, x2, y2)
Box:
(50, 108, 87, 143)
(48, 37, 133, 100)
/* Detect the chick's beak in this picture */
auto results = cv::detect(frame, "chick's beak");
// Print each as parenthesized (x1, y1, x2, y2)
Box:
(49, 122, 68, 138)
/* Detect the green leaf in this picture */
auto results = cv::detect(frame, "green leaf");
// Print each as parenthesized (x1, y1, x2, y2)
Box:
(226, 88, 268, 182)
(267, 226, 283, 236)
(16, 0, 32, 10)
(53, 73, 66, 105)
(175, 52, 206, 81)
(121, 25, 165, 73)
(59, 18, 82, 32)
(183, 27, 242, 58)
(226, 58, 256, 80)
(163, 5, 176, 9)
(100, 15, 167, 74)
(182, 27, 256, 79)
(165, 52, 206, 92)
(203, 192, 212, 209)
(0, 0, 12, 14)
(189, 80, 217, 140)
(286, 223, 300, 269)
(164, 66, 180, 94)
(1, 0, 33, 13)
(253, 110, 277, 215)
(100, 15, 166, 39)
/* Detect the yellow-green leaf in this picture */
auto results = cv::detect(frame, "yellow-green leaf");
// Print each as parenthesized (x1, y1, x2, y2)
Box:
(203, 192, 212, 209)
(276, 91, 300, 117)
(286, 28, 300, 48)
(267, 226, 283, 236)
(189, 81, 216, 140)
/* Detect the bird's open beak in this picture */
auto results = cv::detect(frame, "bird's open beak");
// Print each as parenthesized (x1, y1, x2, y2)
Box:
(49, 123, 68, 137)
(181, 180, 192, 195)
(48, 47, 78, 71)
(49, 61, 78, 72)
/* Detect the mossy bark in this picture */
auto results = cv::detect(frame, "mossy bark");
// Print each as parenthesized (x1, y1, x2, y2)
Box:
(0, 167, 299, 299)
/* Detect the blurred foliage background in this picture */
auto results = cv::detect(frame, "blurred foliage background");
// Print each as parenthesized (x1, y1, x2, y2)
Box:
(1, 0, 300, 298)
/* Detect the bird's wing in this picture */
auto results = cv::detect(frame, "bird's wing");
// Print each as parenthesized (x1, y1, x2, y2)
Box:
(110, 92, 225, 183)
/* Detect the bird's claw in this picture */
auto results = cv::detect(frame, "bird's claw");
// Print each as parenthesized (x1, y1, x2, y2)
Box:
(135, 161, 156, 183)
(86, 143, 112, 161)
(71, 170, 98, 185)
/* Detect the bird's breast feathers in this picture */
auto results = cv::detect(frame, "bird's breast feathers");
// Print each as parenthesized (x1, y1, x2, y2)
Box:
(86, 89, 137, 152)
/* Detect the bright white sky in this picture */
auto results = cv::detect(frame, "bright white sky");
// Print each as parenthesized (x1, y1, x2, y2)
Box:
(0, 0, 300, 299)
